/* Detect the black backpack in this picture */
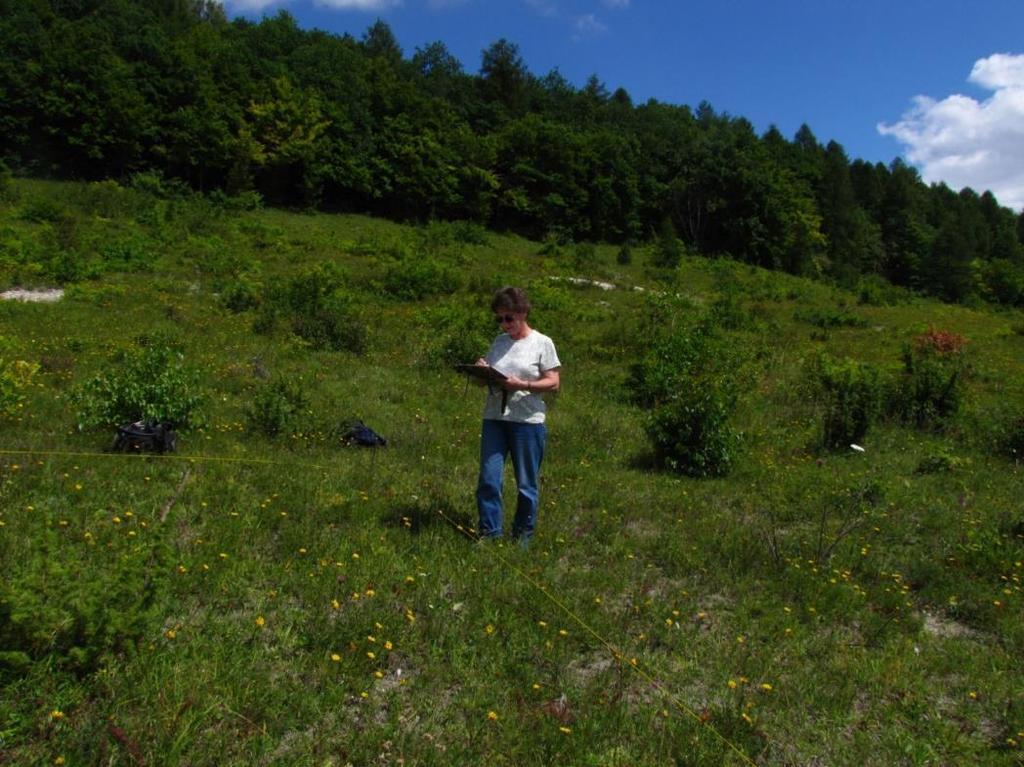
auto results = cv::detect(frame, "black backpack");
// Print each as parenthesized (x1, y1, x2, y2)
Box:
(340, 420, 387, 448)
(112, 420, 177, 454)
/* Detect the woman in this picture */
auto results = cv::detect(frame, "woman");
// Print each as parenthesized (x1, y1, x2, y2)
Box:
(475, 286, 561, 545)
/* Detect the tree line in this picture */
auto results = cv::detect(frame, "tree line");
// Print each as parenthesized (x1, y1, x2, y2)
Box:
(3, 0, 1024, 304)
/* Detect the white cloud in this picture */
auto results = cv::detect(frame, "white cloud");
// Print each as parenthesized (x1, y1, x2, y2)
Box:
(314, 0, 402, 8)
(224, 0, 284, 10)
(602, 0, 629, 7)
(226, 0, 400, 10)
(523, 0, 558, 18)
(571, 13, 607, 41)
(879, 52, 1024, 211)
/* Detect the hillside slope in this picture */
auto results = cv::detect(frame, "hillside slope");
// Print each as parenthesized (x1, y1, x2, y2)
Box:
(1, 180, 1022, 765)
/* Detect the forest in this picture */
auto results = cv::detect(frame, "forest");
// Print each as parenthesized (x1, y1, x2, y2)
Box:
(2, 0, 1024, 305)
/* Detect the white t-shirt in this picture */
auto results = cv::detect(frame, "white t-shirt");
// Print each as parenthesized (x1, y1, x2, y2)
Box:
(483, 330, 561, 423)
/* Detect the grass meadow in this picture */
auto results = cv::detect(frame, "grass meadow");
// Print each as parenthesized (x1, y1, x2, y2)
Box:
(0, 179, 1022, 765)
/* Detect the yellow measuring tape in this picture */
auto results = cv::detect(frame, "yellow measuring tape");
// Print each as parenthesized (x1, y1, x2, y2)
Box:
(434, 506, 759, 766)
(0, 446, 759, 764)
(0, 447, 335, 472)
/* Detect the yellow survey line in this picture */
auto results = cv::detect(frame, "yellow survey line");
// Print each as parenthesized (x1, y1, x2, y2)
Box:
(435, 507, 760, 766)
(0, 445, 759, 764)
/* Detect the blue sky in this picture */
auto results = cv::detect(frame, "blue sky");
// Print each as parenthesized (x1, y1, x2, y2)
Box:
(225, 0, 1024, 210)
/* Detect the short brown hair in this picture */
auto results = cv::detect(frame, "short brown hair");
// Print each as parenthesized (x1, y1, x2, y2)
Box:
(491, 286, 530, 315)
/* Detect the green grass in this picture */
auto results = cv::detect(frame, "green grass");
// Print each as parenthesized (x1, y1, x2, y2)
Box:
(0, 179, 1022, 765)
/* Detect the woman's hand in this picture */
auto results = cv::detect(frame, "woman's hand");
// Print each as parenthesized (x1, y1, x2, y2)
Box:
(502, 376, 529, 391)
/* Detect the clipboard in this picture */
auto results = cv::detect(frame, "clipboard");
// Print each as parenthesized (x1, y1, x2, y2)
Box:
(454, 364, 508, 384)
(455, 364, 510, 414)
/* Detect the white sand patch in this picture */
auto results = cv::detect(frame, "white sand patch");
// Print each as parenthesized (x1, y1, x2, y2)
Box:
(0, 288, 64, 302)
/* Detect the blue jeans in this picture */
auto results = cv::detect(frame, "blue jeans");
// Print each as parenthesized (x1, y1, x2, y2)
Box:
(476, 419, 547, 542)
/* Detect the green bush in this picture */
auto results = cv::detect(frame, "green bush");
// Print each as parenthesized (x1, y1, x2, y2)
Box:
(291, 294, 367, 354)
(807, 353, 886, 450)
(449, 220, 489, 245)
(0, 356, 39, 418)
(644, 381, 739, 477)
(72, 341, 204, 428)
(379, 254, 460, 300)
(856, 275, 910, 306)
(997, 412, 1024, 463)
(245, 378, 309, 437)
(651, 218, 682, 268)
(0, 532, 162, 674)
(572, 242, 599, 271)
(628, 322, 720, 408)
(894, 329, 968, 429)
(415, 220, 487, 253)
(18, 197, 66, 224)
(424, 301, 493, 366)
(99, 237, 155, 273)
(915, 448, 965, 474)
(220, 273, 262, 313)
(128, 170, 192, 200)
(256, 264, 368, 353)
(794, 306, 869, 329)
(630, 320, 745, 476)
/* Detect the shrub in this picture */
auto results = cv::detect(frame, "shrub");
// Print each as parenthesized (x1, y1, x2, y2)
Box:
(72, 341, 204, 429)
(128, 170, 192, 200)
(424, 301, 493, 366)
(416, 220, 486, 253)
(856, 275, 910, 307)
(794, 306, 869, 329)
(99, 237, 155, 273)
(630, 320, 745, 476)
(220, 273, 262, 313)
(245, 378, 309, 437)
(628, 322, 719, 408)
(894, 329, 968, 429)
(291, 294, 368, 354)
(915, 448, 965, 474)
(256, 264, 368, 354)
(537, 235, 565, 258)
(449, 220, 489, 245)
(644, 381, 739, 477)
(0, 357, 39, 418)
(807, 353, 886, 449)
(997, 412, 1024, 463)
(651, 218, 682, 268)
(19, 197, 66, 224)
(207, 189, 264, 212)
(572, 242, 599, 271)
(0, 533, 162, 674)
(379, 254, 460, 300)
(709, 289, 754, 331)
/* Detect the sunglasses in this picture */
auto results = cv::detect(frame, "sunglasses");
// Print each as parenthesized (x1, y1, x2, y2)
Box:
(495, 314, 516, 324)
